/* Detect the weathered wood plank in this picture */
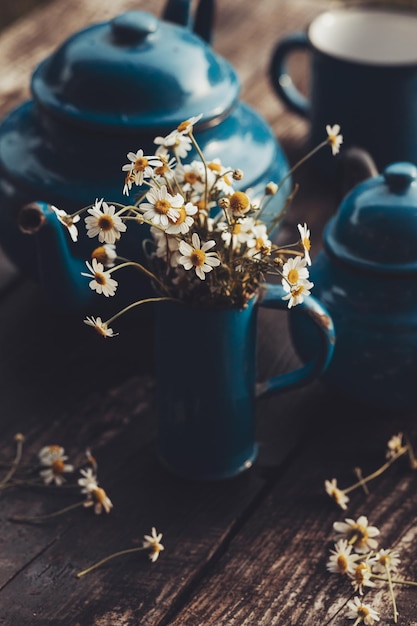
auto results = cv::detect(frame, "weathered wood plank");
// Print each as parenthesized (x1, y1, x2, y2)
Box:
(165, 411, 417, 626)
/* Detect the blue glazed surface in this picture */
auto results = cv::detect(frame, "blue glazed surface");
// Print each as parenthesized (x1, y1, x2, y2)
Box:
(155, 284, 334, 480)
(291, 162, 417, 409)
(0, 8, 291, 315)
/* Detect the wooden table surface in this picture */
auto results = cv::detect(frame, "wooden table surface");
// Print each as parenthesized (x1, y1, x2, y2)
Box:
(0, 1, 416, 625)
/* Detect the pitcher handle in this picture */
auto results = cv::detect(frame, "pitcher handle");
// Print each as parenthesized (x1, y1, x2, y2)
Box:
(269, 32, 311, 118)
(256, 283, 335, 399)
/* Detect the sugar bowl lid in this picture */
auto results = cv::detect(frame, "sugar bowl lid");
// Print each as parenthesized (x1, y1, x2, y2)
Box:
(324, 162, 417, 274)
(30, 10, 240, 131)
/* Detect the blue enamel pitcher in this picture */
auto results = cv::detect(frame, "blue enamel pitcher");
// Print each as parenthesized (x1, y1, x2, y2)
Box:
(0, 0, 291, 315)
(290, 162, 417, 410)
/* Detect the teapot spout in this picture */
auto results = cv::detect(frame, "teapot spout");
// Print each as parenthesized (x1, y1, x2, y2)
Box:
(18, 202, 95, 315)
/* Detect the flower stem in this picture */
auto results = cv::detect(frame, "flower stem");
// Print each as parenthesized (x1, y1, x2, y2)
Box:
(353, 466, 370, 495)
(105, 296, 179, 326)
(9, 500, 85, 523)
(344, 447, 407, 494)
(373, 574, 417, 587)
(76, 546, 146, 578)
(0, 434, 24, 490)
(385, 564, 399, 623)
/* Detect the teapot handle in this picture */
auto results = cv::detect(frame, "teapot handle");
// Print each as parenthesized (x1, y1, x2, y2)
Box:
(255, 283, 335, 399)
(162, 0, 215, 43)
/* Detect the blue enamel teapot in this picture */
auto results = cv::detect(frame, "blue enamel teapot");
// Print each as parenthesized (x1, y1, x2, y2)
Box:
(291, 161, 417, 410)
(0, 0, 290, 314)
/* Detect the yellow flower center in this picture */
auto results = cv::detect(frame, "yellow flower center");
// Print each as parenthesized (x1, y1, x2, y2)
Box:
(355, 562, 368, 583)
(287, 268, 299, 284)
(155, 199, 171, 214)
(230, 191, 250, 214)
(348, 524, 368, 549)
(134, 157, 149, 171)
(98, 215, 114, 232)
(303, 236, 311, 251)
(92, 246, 108, 265)
(378, 554, 389, 566)
(151, 542, 162, 555)
(255, 237, 265, 250)
(92, 487, 107, 505)
(154, 164, 168, 176)
(96, 324, 109, 338)
(48, 445, 62, 454)
(336, 554, 348, 573)
(232, 223, 242, 235)
(208, 161, 222, 173)
(52, 459, 65, 475)
(190, 249, 206, 267)
(291, 285, 304, 298)
(184, 171, 199, 185)
(177, 121, 191, 133)
(94, 272, 106, 286)
(357, 607, 370, 618)
(172, 206, 186, 225)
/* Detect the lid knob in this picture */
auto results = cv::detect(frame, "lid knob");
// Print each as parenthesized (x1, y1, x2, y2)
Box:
(111, 11, 159, 45)
(384, 162, 417, 192)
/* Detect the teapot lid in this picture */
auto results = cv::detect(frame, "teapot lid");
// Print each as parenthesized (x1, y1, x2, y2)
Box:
(30, 10, 239, 132)
(325, 162, 417, 274)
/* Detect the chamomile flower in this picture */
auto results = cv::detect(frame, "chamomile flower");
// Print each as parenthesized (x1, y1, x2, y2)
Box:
(350, 561, 376, 595)
(176, 113, 203, 135)
(228, 191, 252, 217)
(140, 185, 184, 227)
(154, 130, 192, 159)
(347, 596, 380, 624)
(165, 202, 198, 235)
(298, 222, 312, 265)
(370, 548, 401, 574)
(179, 232, 221, 280)
(174, 161, 208, 195)
(51, 206, 80, 242)
(325, 478, 350, 510)
(282, 256, 310, 286)
(218, 217, 256, 249)
(327, 539, 360, 575)
(143, 527, 165, 562)
(79, 469, 113, 515)
(38, 445, 74, 486)
(82, 258, 118, 297)
(91, 243, 117, 268)
(83, 316, 117, 338)
(333, 516, 380, 554)
(85, 198, 127, 244)
(246, 222, 272, 257)
(122, 170, 136, 196)
(122, 149, 161, 187)
(326, 124, 343, 156)
(386, 432, 404, 459)
(282, 279, 313, 309)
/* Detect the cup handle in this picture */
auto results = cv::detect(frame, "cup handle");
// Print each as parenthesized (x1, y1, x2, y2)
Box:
(256, 283, 335, 399)
(269, 32, 310, 118)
